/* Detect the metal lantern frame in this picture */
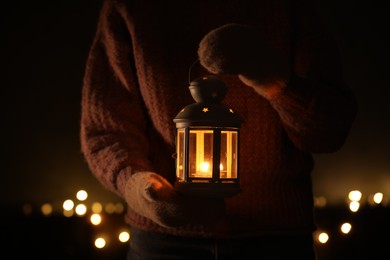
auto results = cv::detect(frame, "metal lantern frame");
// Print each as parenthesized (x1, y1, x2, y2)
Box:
(173, 75, 243, 198)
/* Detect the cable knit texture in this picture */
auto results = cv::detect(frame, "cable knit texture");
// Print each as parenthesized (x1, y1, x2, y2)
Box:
(80, 0, 358, 238)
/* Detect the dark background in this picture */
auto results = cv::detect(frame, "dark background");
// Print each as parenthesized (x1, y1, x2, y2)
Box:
(312, 0, 390, 204)
(1, 1, 389, 259)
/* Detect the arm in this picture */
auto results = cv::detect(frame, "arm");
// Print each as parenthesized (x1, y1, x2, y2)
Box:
(267, 0, 358, 153)
(81, 0, 224, 227)
(198, 2, 358, 154)
(80, 0, 154, 197)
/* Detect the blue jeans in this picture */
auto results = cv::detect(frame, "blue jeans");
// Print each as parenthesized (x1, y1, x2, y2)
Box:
(127, 227, 316, 260)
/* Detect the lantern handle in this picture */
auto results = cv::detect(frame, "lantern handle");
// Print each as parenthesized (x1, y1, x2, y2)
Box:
(188, 58, 200, 84)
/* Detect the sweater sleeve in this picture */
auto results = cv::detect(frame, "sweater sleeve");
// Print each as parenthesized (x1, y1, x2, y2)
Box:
(80, 0, 154, 197)
(267, 0, 358, 153)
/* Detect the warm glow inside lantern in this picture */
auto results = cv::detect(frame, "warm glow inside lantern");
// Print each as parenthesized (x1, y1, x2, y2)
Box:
(173, 75, 243, 198)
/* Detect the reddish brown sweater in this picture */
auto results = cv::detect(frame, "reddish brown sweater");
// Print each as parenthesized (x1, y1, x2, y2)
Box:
(81, 0, 357, 238)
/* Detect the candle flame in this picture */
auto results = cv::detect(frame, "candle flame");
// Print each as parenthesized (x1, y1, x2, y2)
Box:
(199, 162, 210, 172)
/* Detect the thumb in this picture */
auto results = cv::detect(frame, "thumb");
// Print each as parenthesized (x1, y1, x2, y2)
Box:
(144, 173, 175, 201)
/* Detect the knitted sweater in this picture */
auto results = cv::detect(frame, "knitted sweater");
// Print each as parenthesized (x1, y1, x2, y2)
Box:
(81, 0, 357, 238)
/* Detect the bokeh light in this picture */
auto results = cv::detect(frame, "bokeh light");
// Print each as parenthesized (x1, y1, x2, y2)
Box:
(41, 203, 53, 216)
(318, 232, 329, 244)
(63, 199, 74, 211)
(91, 202, 103, 213)
(76, 190, 88, 201)
(373, 193, 383, 204)
(118, 231, 130, 243)
(349, 201, 360, 212)
(341, 222, 352, 234)
(90, 213, 102, 225)
(348, 190, 362, 202)
(75, 204, 87, 216)
(94, 237, 106, 249)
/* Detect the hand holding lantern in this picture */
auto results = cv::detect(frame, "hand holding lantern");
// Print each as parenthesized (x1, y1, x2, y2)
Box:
(124, 171, 225, 228)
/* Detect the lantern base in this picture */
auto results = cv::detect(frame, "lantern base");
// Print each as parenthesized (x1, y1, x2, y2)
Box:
(174, 181, 241, 198)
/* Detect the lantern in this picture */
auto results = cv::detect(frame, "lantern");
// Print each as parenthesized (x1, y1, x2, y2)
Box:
(173, 75, 243, 198)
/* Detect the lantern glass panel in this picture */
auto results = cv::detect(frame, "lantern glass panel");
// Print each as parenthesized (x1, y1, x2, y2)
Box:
(189, 129, 213, 178)
(176, 129, 185, 180)
(220, 130, 238, 179)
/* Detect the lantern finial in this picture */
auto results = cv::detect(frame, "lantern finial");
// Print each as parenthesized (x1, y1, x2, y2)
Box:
(189, 75, 227, 103)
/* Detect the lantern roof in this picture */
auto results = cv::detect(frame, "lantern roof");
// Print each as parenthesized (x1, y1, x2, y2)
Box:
(174, 75, 243, 128)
